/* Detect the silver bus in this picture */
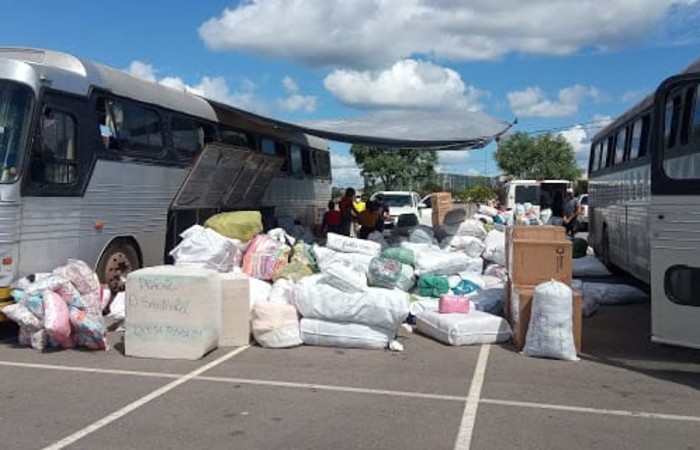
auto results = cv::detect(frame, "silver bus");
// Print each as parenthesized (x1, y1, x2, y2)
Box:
(588, 56, 700, 349)
(0, 48, 331, 298)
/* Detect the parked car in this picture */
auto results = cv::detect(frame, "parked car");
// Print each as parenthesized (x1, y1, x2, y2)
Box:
(370, 191, 433, 228)
(577, 193, 588, 231)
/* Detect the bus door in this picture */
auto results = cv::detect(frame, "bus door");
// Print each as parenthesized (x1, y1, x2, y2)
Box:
(167, 143, 284, 255)
(650, 75, 700, 349)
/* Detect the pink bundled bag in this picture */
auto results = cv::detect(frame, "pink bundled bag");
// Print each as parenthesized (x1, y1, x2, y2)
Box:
(242, 235, 291, 281)
(439, 294, 471, 314)
(43, 291, 74, 348)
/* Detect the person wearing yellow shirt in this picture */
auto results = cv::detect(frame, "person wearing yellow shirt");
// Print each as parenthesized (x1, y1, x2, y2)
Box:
(356, 201, 380, 239)
(353, 194, 366, 213)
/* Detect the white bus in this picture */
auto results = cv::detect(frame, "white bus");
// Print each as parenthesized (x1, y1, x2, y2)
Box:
(0, 48, 331, 298)
(588, 56, 700, 349)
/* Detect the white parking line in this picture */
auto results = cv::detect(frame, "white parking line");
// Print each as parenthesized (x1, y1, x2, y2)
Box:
(197, 375, 467, 402)
(480, 398, 700, 424)
(41, 346, 249, 450)
(0, 360, 182, 379)
(454, 344, 491, 450)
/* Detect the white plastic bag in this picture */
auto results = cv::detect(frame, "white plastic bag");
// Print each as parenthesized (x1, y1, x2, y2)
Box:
(300, 318, 393, 350)
(321, 261, 368, 293)
(409, 226, 437, 244)
(326, 233, 381, 256)
(441, 235, 485, 258)
(249, 278, 273, 309)
(440, 219, 487, 239)
(572, 256, 612, 278)
(293, 277, 409, 330)
(170, 225, 242, 272)
(414, 248, 471, 276)
(367, 231, 388, 249)
(416, 310, 512, 346)
(314, 245, 374, 275)
(482, 229, 506, 266)
(523, 281, 578, 361)
(251, 301, 302, 348)
(478, 204, 498, 217)
(268, 279, 296, 304)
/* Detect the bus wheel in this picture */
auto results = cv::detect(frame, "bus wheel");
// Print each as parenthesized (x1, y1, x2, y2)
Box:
(97, 241, 140, 294)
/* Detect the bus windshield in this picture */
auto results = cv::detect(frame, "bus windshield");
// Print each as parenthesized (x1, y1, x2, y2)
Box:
(0, 81, 33, 183)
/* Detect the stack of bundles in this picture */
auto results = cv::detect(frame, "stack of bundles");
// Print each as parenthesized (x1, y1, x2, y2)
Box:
(1, 259, 108, 351)
(294, 275, 409, 350)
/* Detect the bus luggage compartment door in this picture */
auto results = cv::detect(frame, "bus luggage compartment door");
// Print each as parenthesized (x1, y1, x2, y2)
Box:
(650, 196, 700, 350)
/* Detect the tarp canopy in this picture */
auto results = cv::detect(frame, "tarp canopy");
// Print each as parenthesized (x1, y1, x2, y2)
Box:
(210, 100, 513, 150)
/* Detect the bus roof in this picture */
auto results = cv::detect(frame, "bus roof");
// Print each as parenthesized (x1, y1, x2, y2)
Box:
(0, 47, 511, 151)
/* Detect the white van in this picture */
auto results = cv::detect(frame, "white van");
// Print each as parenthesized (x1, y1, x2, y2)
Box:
(502, 179, 573, 213)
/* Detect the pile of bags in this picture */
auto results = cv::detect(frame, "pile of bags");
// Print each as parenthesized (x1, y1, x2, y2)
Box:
(1, 259, 109, 351)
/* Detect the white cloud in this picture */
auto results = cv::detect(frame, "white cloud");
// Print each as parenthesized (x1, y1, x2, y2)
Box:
(507, 85, 600, 118)
(558, 115, 614, 168)
(621, 89, 647, 103)
(437, 150, 472, 168)
(331, 153, 363, 188)
(276, 76, 318, 112)
(324, 59, 483, 111)
(125, 61, 264, 113)
(199, 0, 696, 69)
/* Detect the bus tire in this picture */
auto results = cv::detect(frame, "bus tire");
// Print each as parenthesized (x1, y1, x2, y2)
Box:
(96, 240, 140, 294)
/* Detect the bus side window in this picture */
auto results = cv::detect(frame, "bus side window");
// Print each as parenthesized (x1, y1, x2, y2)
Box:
(220, 127, 253, 149)
(638, 114, 650, 157)
(589, 143, 598, 173)
(196, 122, 216, 151)
(629, 118, 643, 159)
(664, 94, 682, 149)
(289, 144, 303, 175)
(171, 115, 198, 157)
(276, 141, 289, 173)
(596, 142, 605, 170)
(35, 108, 77, 185)
(301, 147, 313, 175)
(260, 138, 276, 155)
(314, 150, 331, 179)
(615, 128, 626, 164)
(684, 85, 700, 145)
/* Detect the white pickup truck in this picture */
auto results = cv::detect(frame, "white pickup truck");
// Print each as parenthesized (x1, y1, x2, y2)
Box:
(370, 191, 433, 228)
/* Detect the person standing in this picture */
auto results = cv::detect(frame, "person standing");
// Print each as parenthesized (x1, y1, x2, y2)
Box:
(563, 189, 580, 237)
(338, 187, 357, 236)
(356, 201, 380, 239)
(373, 193, 390, 232)
(321, 200, 342, 235)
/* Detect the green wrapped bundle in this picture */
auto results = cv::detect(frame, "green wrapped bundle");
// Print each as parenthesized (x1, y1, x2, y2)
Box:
(417, 275, 450, 298)
(381, 247, 415, 266)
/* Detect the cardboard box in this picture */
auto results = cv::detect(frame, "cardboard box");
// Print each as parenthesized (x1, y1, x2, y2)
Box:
(506, 225, 566, 270)
(509, 284, 582, 353)
(510, 239, 572, 286)
(431, 192, 454, 226)
(219, 272, 252, 347)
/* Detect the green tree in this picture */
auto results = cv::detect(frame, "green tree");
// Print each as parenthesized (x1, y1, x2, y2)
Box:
(349, 145, 438, 191)
(495, 132, 582, 180)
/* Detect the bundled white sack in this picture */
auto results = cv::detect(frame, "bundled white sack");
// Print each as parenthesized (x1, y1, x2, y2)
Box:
(367, 231, 388, 249)
(441, 235, 486, 258)
(481, 275, 506, 290)
(572, 279, 597, 317)
(400, 241, 438, 253)
(483, 264, 509, 282)
(416, 310, 512, 346)
(170, 225, 243, 272)
(293, 277, 409, 330)
(414, 248, 472, 276)
(313, 245, 374, 275)
(523, 281, 578, 361)
(251, 301, 302, 348)
(473, 213, 494, 224)
(478, 204, 498, 217)
(409, 225, 437, 244)
(582, 282, 648, 305)
(326, 232, 381, 256)
(249, 277, 272, 309)
(572, 256, 612, 278)
(439, 219, 487, 240)
(268, 278, 295, 304)
(321, 261, 368, 294)
(472, 288, 505, 315)
(300, 318, 394, 350)
(482, 229, 506, 266)
(408, 297, 440, 315)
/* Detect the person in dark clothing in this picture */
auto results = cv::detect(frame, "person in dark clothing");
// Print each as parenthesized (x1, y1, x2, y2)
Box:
(338, 187, 357, 236)
(563, 189, 580, 237)
(373, 193, 390, 232)
(357, 201, 380, 239)
(321, 200, 342, 235)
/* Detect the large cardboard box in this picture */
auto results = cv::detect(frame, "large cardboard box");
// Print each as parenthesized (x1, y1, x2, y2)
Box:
(431, 192, 454, 226)
(510, 239, 572, 286)
(125, 266, 221, 360)
(506, 225, 566, 272)
(509, 283, 581, 353)
(219, 272, 252, 347)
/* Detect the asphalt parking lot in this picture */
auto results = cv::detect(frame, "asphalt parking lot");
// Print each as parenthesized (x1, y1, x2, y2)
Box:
(1, 300, 699, 450)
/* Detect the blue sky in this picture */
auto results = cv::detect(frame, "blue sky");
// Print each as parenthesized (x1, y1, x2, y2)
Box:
(2, 0, 700, 187)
